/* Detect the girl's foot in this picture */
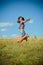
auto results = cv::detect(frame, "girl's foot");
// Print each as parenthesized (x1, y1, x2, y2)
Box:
(24, 34, 29, 41)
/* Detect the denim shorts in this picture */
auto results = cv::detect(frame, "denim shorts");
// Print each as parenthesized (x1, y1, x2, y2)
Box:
(21, 31, 26, 36)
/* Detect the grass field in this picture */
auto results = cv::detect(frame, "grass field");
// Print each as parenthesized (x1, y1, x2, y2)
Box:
(0, 38, 43, 65)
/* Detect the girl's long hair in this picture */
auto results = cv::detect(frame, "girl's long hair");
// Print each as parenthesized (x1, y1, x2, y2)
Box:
(17, 16, 25, 23)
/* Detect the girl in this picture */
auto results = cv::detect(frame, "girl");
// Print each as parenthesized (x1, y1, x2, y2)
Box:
(17, 16, 30, 41)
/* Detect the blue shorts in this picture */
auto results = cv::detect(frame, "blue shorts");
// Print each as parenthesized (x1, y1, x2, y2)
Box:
(21, 31, 26, 36)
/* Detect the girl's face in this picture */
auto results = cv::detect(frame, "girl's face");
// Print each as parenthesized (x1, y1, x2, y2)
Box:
(19, 18, 23, 22)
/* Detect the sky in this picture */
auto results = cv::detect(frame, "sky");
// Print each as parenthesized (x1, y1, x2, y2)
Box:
(0, 0, 43, 38)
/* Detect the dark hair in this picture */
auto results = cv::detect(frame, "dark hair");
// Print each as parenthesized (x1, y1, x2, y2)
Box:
(17, 16, 25, 23)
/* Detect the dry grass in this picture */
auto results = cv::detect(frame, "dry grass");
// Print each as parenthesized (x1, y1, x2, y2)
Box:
(0, 38, 43, 65)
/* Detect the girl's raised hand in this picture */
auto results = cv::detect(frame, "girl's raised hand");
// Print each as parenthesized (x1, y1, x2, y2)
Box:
(26, 18, 31, 22)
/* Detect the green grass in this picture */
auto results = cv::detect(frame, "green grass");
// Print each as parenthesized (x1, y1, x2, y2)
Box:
(0, 38, 43, 65)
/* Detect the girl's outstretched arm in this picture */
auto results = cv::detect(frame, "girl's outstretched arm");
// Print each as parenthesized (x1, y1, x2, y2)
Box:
(25, 18, 31, 22)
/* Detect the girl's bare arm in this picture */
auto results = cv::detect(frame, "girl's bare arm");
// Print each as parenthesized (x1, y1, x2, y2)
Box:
(25, 18, 30, 22)
(22, 18, 31, 23)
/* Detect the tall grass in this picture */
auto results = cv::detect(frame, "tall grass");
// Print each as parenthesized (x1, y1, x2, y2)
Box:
(0, 38, 43, 65)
